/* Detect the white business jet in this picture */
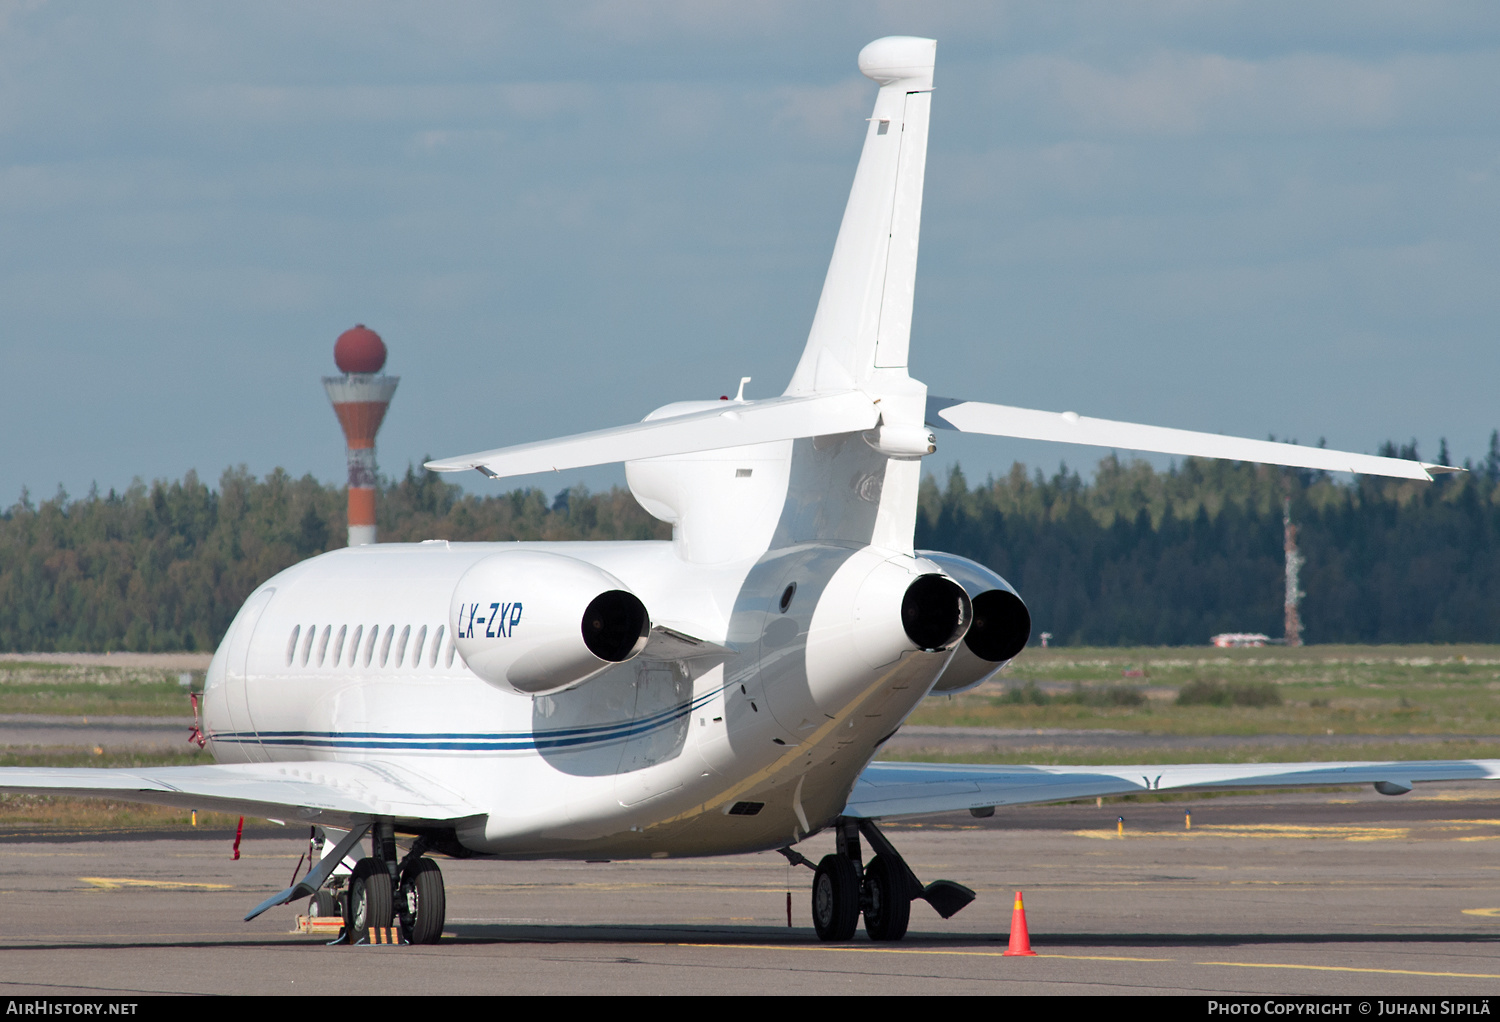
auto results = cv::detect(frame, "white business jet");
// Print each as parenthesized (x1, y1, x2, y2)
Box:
(1, 37, 1490, 946)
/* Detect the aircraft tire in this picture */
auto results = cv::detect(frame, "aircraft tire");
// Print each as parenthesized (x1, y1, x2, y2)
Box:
(401, 857, 446, 945)
(812, 854, 859, 941)
(310, 888, 340, 918)
(861, 854, 911, 942)
(346, 858, 393, 938)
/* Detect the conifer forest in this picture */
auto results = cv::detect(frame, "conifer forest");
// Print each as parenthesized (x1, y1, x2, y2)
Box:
(3, 435, 1498, 652)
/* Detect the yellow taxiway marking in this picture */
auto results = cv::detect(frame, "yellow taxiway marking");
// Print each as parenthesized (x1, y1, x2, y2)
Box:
(1461, 907, 1500, 917)
(1075, 825, 1412, 841)
(81, 877, 233, 891)
(1200, 961, 1500, 980)
(684, 942, 1169, 962)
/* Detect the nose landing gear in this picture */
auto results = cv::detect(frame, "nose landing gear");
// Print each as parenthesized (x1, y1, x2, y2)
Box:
(783, 817, 975, 942)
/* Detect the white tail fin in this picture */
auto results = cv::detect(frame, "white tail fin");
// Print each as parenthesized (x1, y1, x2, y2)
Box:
(785, 37, 935, 396)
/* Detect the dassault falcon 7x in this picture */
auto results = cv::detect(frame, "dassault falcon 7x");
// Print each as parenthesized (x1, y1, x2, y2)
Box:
(2, 37, 1489, 945)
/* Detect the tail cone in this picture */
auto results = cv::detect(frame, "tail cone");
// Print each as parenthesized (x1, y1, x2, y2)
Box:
(1004, 890, 1036, 956)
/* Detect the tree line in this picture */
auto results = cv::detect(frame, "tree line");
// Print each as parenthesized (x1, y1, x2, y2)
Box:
(915, 436, 1500, 646)
(0, 466, 666, 653)
(2, 436, 1498, 652)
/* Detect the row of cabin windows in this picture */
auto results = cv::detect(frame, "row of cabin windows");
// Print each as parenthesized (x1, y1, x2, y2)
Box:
(284, 622, 458, 670)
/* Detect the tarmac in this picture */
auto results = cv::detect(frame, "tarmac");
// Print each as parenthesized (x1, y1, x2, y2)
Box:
(2, 784, 1499, 995)
(0, 714, 191, 752)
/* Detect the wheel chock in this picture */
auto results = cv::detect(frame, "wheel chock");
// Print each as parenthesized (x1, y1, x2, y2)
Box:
(1004, 890, 1036, 956)
(354, 926, 406, 945)
(294, 914, 345, 936)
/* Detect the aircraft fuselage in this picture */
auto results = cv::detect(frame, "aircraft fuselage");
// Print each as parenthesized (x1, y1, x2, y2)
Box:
(202, 539, 958, 859)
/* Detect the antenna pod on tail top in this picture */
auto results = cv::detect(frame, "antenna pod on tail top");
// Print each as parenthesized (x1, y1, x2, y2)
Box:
(857, 36, 937, 88)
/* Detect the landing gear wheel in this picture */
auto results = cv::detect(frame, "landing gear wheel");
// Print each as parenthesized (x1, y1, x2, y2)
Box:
(811, 854, 860, 942)
(399, 856, 446, 945)
(346, 857, 393, 938)
(862, 853, 911, 941)
(309, 887, 339, 918)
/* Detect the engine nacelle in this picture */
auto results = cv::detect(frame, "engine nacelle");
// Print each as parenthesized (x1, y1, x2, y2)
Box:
(450, 550, 650, 697)
(917, 551, 1031, 693)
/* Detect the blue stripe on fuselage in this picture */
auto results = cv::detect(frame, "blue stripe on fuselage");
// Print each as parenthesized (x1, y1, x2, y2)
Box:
(210, 682, 724, 754)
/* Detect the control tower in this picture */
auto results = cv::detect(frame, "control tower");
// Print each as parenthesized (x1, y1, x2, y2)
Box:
(324, 325, 399, 546)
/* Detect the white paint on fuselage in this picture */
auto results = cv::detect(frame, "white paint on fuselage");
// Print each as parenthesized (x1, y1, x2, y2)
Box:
(202, 538, 954, 859)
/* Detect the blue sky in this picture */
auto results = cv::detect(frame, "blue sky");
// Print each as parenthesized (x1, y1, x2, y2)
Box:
(2, 1, 1497, 504)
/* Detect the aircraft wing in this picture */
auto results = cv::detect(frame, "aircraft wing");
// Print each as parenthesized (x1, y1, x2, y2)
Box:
(427, 390, 879, 481)
(0, 760, 482, 830)
(845, 758, 1500, 819)
(926, 396, 1459, 482)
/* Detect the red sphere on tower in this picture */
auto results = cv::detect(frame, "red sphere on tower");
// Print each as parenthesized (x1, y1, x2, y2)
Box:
(334, 324, 387, 374)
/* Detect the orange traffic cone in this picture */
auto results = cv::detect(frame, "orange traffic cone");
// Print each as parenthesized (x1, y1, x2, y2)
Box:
(1004, 890, 1036, 956)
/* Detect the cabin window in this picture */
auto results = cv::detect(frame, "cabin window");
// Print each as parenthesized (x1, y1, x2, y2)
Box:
(395, 625, 410, 667)
(363, 625, 379, 667)
(316, 625, 331, 666)
(331, 624, 346, 666)
(286, 625, 301, 667)
(300, 625, 316, 666)
(736, 468, 752, 478)
(412, 625, 427, 667)
(347, 625, 362, 667)
(445, 633, 457, 668)
(379, 624, 394, 667)
(431, 626, 445, 668)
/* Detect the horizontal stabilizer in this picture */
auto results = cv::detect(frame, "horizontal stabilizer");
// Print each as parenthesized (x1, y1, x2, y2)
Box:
(427, 391, 879, 480)
(927, 397, 1459, 482)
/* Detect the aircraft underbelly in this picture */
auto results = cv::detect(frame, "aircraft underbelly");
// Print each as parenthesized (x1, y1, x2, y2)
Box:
(453, 649, 949, 858)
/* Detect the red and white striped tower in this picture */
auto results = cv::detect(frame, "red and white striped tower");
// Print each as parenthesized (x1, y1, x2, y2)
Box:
(324, 325, 399, 546)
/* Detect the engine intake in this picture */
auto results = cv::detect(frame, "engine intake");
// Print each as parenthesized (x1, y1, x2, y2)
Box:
(582, 590, 651, 662)
(451, 550, 650, 697)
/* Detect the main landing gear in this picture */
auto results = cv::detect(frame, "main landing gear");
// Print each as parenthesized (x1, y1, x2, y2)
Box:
(783, 818, 975, 942)
(332, 823, 447, 945)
